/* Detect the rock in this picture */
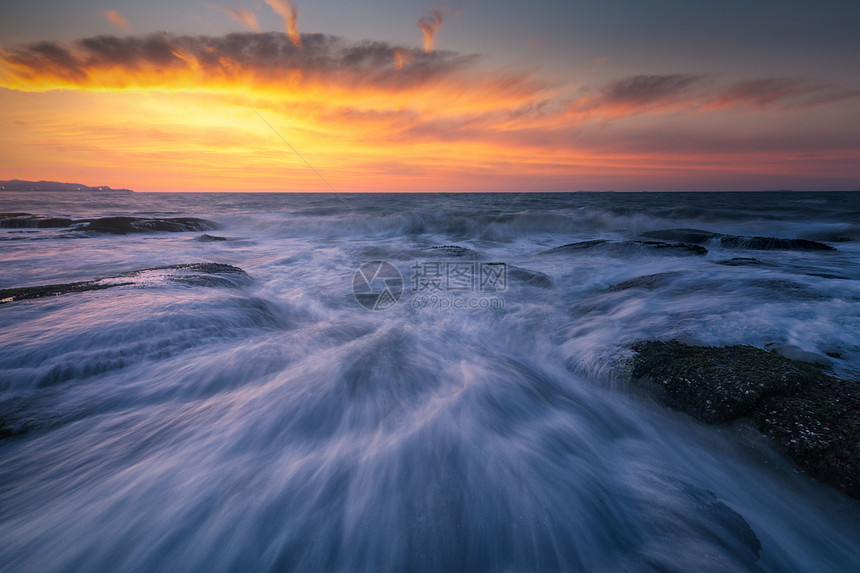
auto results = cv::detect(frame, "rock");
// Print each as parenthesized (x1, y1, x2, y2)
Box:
(719, 236, 834, 251)
(630, 340, 860, 499)
(539, 240, 707, 256)
(606, 272, 675, 292)
(422, 245, 480, 258)
(0, 280, 131, 303)
(1, 214, 218, 234)
(640, 228, 721, 243)
(197, 234, 228, 242)
(641, 228, 835, 251)
(542, 240, 608, 253)
(77, 216, 216, 234)
(715, 257, 767, 267)
(0, 263, 248, 304)
(0, 214, 74, 228)
(634, 241, 708, 255)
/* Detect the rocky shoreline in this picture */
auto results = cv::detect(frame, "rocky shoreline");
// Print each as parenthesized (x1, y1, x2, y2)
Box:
(629, 340, 859, 500)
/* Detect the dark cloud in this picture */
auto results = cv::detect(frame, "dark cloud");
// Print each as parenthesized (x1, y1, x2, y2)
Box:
(601, 74, 705, 104)
(1, 32, 477, 90)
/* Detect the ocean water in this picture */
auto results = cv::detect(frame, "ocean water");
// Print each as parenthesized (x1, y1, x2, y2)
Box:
(0, 191, 859, 572)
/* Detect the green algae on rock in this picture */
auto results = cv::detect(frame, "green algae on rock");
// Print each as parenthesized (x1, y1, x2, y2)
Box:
(630, 340, 860, 500)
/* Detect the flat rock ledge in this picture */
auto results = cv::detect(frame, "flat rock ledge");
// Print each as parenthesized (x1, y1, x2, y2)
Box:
(630, 340, 859, 500)
(0, 263, 248, 304)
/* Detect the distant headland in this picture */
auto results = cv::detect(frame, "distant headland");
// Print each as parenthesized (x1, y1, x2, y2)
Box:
(0, 179, 133, 193)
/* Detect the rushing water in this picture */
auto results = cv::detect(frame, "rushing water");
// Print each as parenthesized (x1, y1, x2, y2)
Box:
(1, 191, 859, 572)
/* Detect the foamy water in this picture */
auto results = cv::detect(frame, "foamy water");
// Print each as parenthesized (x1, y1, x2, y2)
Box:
(1, 191, 859, 571)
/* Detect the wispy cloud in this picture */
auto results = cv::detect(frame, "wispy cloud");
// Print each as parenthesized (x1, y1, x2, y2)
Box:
(103, 9, 130, 31)
(566, 73, 857, 120)
(702, 78, 825, 110)
(264, 0, 301, 47)
(418, 4, 461, 53)
(207, 4, 260, 31)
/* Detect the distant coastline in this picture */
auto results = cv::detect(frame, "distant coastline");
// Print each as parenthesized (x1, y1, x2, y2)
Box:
(0, 179, 133, 193)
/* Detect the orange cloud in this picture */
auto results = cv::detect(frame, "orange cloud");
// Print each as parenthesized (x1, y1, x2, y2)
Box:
(1, 33, 858, 192)
(418, 9, 444, 53)
(207, 4, 260, 31)
(393, 49, 413, 70)
(264, 0, 301, 47)
(103, 9, 130, 31)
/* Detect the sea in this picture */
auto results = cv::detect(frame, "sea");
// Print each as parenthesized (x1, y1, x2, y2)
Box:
(1, 191, 859, 572)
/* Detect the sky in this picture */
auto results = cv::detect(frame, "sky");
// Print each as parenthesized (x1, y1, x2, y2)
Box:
(1, 0, 859, 192)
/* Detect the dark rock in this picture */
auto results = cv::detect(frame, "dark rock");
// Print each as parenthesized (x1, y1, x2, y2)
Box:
(422, 245, 480, 258)
(720, 236, 834, 251)
(0, 280, 131, 303)
(37, 217, 74, 228)
(154, 263, 246, 274)
(539, 240, 706, 256)
(630, 340, 860, 499)
(641, 228, 721, 243)
(2, 214, 216, 233)
(544, 239, 608, 253)
(0, 263, 248, 305)
(77, 216, 216, 234)
(716, 257, 767, 267)
(641, 228, 835, 251)
(197, 234, 228, 242)
(0, 214, 73, 228)
(607, 272, 675, 292)
(633, 240, 708, 255)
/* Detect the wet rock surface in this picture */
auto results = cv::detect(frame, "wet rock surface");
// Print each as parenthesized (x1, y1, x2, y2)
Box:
(0, 213, 216, 234)
(630, 340, 860, 499)
(0, 263, 249, 305)
(641, 228, 835, 251)
(540, 240, 707, 256)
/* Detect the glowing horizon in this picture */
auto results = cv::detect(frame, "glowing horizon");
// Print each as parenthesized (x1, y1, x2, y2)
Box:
(1, 2, 859, 192)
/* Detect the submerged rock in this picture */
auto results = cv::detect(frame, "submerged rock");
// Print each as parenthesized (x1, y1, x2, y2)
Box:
(507, 266, 552, 288)
(543, 239, 608, 253)
(77, 216, 216, 234)
(719, 236, 834, 251)
(197, 234, 228, 242)
(630, 340, 860, 499)
(0, 263, 249, 305)
(422, 245, 480, 258)
(640, 228, 721, 243)
(606, 272, 676, 292)
(540, 240, 707, 256)
(0, 280, 131, 304)
(715, 257, 768, 267)
(641, 228, 835, 251)
(0, 214, 74, 228)
(1, 214, 217, 234)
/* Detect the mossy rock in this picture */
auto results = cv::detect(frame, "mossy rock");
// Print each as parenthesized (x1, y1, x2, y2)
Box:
(630, 340, 860, 499)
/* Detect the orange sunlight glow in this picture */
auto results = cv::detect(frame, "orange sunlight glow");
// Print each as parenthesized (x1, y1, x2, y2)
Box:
(1, 31, 858, 191)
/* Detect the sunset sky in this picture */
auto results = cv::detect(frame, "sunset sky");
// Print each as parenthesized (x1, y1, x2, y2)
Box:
(1, 0, 859, 192)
